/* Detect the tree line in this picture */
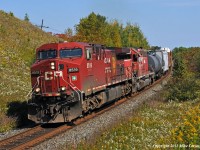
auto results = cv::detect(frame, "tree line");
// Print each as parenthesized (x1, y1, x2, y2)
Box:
(166, 47, 200, 101)
(64, 12, 149, 49)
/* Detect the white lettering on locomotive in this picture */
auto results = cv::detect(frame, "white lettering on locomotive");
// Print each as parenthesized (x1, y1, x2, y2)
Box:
(45, 72, 53, 80)
(104, 58, 111, 63)
(105, 67, 111, 73)
(87, 62, 92, 68)
(54, 71, 63, 77)
(68, 68, 79, 73)
(45, 71, 63, 80)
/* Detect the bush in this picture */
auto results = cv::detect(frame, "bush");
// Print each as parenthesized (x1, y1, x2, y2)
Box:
(166, 47, 200, 102)
(0, 112, 16, 132)
(171, 104, 200, 146)
(0, 10, 60, 131)
(166, 74, 200, 101)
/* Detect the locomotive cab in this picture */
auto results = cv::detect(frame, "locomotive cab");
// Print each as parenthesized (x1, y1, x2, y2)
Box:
(31, 44, 82, 98)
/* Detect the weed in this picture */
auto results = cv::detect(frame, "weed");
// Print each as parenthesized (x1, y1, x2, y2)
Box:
(0, 10, 60, 132)
(68, 99, 200, 150)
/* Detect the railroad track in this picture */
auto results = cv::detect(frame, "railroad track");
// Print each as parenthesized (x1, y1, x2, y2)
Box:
(0, 71, 171, 150)
(0, 124, 72, 150)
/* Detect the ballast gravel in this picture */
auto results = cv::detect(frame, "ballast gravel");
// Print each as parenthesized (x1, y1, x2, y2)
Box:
(30, 79, 169, 150)
(0, 128, 30, 141)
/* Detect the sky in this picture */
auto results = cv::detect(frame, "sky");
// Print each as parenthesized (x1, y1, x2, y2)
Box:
(1, 0, 200, 49)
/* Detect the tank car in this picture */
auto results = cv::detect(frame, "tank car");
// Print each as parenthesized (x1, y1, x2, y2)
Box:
(147, 48, 171, 77)
(147, 51, 162, 77)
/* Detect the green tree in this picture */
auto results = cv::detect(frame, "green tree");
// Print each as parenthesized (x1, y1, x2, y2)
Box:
(166, 47, 200, 101)
(150, 46, 161, 50)
(107, 20, 122, 47)
(72, 12, 149, 48)
(24, 13, 29, 22)
(195, 51, 200, 73)
(122, 23, 149, 48)
(65, 28, 73, 37)
(75, 12, 108, 44)
(9, 12, 14, 17)
(173, 48, 188, 77)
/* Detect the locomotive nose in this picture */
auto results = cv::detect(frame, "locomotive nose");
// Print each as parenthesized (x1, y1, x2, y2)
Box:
(31, 61, 64, 96)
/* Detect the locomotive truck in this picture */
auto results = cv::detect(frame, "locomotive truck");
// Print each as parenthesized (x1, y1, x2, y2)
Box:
(28, 42, 171, 123)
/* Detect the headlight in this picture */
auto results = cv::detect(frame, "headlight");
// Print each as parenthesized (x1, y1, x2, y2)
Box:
(51, 62, 55, 66)
(51, 66, 55, 69)
(50, 62, 55, 70)
(35, 88, 40, 93)
(61, 87, 66, 91)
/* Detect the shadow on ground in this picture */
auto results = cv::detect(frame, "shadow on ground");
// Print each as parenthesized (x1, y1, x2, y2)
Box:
(6, 100, 35, 128)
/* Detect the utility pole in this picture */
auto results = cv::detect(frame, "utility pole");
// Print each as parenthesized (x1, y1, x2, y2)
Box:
(36, 19, 49, 30)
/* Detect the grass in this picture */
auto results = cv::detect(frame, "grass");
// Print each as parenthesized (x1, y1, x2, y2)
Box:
(64, 92, 200, 150)
(0, 10, 61, 131)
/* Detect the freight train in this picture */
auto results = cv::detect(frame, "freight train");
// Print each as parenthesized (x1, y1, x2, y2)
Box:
(28, 42, 172, 123)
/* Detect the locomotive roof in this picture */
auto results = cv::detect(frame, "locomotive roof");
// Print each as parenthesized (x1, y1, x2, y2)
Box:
(37, 42, 91, 49)
(36, 42, 106, 51)
(107, 47, 131, 53)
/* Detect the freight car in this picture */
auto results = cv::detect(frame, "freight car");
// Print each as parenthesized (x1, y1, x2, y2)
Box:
(148, 47, 172, 77)
(28, 42, 171, 123)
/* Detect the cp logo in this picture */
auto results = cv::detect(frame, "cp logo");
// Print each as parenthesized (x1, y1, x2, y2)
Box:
(45, 71, 63, 80)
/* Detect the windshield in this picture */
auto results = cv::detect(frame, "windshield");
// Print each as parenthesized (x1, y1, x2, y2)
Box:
(60, 48, 82, 58)
(38, 50, 57, 60)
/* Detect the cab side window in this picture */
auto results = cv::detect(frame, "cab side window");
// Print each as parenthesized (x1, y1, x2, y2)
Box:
(133, 54, 138, 62)
(86, 48, 92, 60)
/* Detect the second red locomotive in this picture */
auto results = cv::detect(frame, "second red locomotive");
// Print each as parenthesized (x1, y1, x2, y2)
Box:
(28, 42, 171, 123)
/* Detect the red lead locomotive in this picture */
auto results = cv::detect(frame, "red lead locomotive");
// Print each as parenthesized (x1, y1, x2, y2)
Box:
(28, 42, 164, 123)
